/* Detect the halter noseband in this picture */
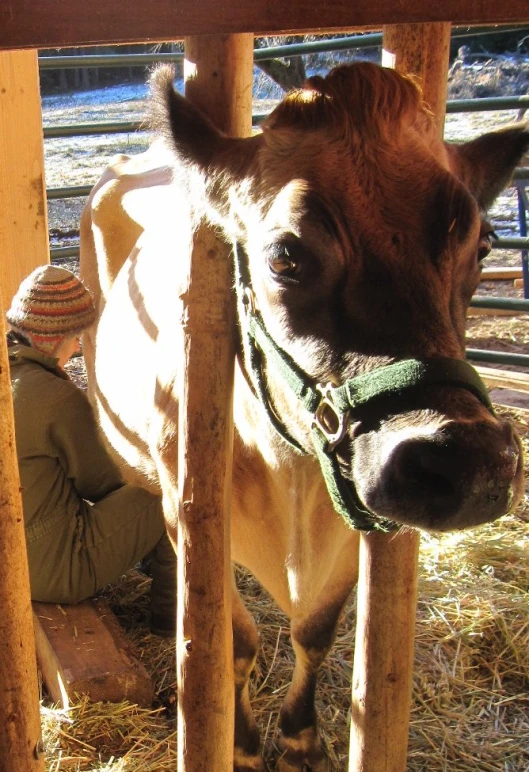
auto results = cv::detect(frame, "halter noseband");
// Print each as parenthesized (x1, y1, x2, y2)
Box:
(234, 243, 494, 532)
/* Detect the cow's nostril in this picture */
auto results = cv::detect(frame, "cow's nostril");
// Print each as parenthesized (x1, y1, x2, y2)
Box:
(356, 418, 523, 530)
(393, 440, 460, 500)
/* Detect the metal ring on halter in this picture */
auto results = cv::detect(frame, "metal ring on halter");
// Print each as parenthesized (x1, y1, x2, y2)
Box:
(242, 286, 256, 315)
(312, 383, 350, 451)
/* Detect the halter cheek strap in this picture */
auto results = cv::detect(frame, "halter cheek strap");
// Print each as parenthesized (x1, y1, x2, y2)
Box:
(234, 243, 494, 532)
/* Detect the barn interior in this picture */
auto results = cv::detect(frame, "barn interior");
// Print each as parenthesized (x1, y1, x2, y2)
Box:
(0, 3, 528, 771)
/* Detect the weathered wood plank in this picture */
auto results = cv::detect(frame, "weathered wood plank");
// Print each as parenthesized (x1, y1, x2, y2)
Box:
(0, 295, 45, 772)
(0, 1, 528, 51)
(467, 307, 522, 316)
(350, 531, 420, 772)
(171, 34, 253, 772)
(475, 365, 529, 393)
(33, 600, 154, 708)
(482, 267, 523, 281)
(0, 50, 49, 312)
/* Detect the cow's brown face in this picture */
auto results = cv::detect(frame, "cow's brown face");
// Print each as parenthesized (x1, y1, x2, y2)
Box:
(154, 61, 529, 532)
(241, 170, 522, 532)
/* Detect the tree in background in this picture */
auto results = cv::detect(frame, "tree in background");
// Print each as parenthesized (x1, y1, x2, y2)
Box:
(254, 36, 306, 91)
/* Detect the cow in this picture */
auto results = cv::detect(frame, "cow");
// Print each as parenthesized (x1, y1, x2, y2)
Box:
(80, 63, 528, 771)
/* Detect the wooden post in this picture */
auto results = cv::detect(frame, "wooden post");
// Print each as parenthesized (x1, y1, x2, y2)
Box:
(184, 34, 254, 136)
(349, 531, 420, 772)
(0, 291, 45, 772)
(0, 50, 49, 311)
(349, 22, 451, 772)
(382, 23, 452, 134)
(175, 34, 253, 772)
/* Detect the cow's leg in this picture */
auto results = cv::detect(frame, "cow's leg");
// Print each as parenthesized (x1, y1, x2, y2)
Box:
(277, 588, 354, 772)
(232, 584, 265, 771)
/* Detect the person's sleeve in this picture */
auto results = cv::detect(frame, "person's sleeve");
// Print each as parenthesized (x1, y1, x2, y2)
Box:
(46, 384, 125, 502)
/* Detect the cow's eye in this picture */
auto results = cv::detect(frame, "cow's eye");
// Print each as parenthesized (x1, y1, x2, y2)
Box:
(267, 240, 302, 283)
(270, 252, 298, 275)
(477, 228, 496, 264)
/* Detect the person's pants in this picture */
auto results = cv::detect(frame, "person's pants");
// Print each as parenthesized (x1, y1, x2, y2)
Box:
(26, 484, 176, 622)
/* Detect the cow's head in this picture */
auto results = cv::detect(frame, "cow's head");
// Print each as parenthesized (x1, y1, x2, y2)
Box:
(152, 63, 528, 532)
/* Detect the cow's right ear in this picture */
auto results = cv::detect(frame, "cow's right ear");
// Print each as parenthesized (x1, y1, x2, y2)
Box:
(150, 65, 259, 180)
(450, 123, 529, 211)
(150, 65, 225, 168)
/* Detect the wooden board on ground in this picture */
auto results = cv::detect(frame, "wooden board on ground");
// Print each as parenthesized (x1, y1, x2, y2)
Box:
(32, 599, 153, 708)
(481, 267, 522, 281)
(475, 365, 529, 394)
(467, 307, 522, 317)
(475, 365, 529, 411)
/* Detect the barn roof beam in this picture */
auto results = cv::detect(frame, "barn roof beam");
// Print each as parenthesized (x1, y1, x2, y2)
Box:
(1, 0, 528, 51)
(36, 25, 529, 69)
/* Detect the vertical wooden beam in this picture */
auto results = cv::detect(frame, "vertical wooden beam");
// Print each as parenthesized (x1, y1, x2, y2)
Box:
(382, 23, 452, 134)
(349, 531, 420, 772)
(0, 50, 49, 311)
(184, 34, 253, 136)
(349, 22, 451, 772)
(175, 33, 253, 772)
(0, 291, 45, 772)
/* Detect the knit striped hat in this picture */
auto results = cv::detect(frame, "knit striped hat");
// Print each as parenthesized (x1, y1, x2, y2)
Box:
(6, 265, 96, 356)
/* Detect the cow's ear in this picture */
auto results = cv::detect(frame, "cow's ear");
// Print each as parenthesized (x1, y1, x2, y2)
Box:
(150, 65, 259, 178)
(451, 123, 529, 211)
(151, 65, 224, 167)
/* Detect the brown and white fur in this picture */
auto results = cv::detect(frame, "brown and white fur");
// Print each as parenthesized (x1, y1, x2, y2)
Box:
(80, 63, 528, 770)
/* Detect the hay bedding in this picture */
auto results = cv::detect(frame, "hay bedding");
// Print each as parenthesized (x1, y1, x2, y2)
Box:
(41, 384, 529, 771)
(40, 512, 529, 772)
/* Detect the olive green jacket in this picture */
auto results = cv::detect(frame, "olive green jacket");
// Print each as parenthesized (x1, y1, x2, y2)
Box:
(8, 343, 124, 546)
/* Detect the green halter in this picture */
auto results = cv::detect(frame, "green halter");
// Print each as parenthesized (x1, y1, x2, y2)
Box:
(234, 244, 494, 532)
